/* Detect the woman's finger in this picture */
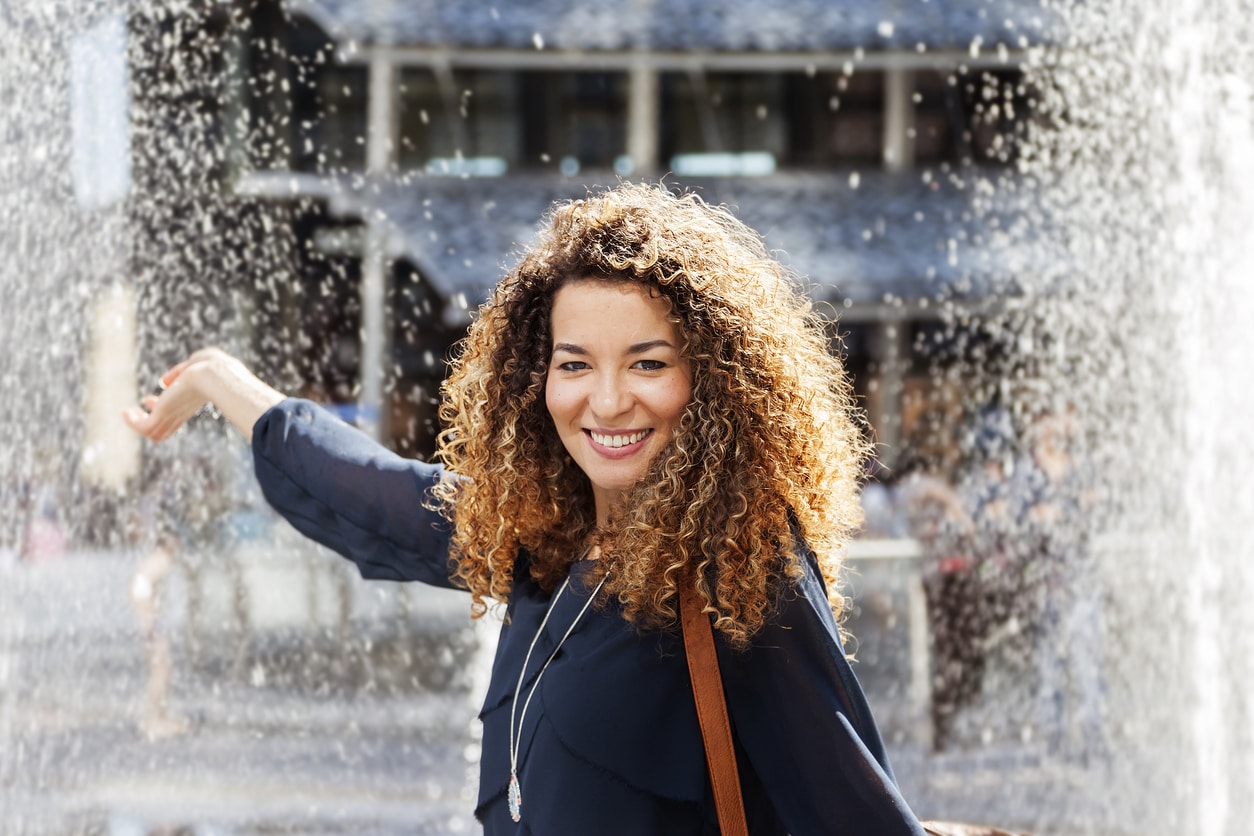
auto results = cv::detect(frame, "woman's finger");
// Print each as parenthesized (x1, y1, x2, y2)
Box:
(122, 406, 160, 439)
(159, 358, 194, 389)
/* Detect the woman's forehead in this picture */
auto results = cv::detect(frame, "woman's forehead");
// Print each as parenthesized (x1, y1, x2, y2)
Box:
(549, 281, 680, 343)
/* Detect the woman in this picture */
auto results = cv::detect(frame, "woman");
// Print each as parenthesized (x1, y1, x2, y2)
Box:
(126, 183, 926, 834)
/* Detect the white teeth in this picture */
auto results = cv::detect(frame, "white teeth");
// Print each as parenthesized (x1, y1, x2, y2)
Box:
(590, 429, 650, 448)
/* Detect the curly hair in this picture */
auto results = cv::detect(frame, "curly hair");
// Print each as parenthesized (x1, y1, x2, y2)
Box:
(432, 182, 870, 648)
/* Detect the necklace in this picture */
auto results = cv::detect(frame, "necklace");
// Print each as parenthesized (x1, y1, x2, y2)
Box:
(508, 570, 609, 823)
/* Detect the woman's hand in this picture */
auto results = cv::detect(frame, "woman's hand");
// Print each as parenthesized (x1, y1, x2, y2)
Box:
(123, 348, 220, 442)
(123, 348, 286, 442)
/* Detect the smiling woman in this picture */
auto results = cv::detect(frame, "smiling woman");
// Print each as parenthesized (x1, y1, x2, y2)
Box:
(125, 182, 927, 835)
(545, 281, 692, 524)
(434, 185, 873, 650)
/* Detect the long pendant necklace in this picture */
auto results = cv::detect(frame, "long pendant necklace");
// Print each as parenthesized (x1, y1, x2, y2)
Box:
(508, 570, 609, 823)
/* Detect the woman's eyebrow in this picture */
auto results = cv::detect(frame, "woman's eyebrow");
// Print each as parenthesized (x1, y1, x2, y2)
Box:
(626, 339, 676, 354)
(551, 339, 676, 356)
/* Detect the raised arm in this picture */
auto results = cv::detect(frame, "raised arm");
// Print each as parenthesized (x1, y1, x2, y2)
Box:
(251, 399, 457, 587)
(124, 349, 458, 588)
(123, 348, 285, 442)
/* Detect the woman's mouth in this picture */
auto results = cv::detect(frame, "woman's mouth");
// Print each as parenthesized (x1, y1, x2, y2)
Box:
(587, 428, 652, 450)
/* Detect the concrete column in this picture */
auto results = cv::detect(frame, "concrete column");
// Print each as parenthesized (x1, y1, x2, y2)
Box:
(882, 66, 915, 172)
(627, 56, 659, 175)
(366, 48, 397, 173)
(360, 48, 397, 440)
(874, 318, 910, 463)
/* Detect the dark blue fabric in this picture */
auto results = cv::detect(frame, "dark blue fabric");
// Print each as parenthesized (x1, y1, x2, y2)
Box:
(251, 399, 456, 587)
(252, 399, 926, 835)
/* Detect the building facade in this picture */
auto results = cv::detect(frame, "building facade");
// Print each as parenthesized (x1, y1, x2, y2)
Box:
(156, 0, 1054, 466)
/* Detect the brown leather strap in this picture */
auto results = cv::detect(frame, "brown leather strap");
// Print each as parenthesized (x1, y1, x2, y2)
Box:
(681, 584, 750, 836)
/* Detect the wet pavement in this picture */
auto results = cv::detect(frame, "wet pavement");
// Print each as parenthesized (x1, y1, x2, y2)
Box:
(1, 549, 484, 834)
(0, 550, 1120, 835)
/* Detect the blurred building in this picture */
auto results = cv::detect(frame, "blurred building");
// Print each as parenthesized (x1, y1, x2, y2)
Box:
(135, 0, 1058, 465)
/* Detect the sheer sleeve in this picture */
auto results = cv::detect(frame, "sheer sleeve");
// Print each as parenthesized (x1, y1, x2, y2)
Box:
(250, 398, 459, 589)
(719, 547, 926, 835)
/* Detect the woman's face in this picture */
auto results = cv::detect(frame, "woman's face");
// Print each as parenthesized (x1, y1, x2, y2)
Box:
(545, 280, 692, 526)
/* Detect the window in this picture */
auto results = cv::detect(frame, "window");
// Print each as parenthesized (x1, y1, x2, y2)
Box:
(397, 68, 446, 168)
(399, 70, 627, 174)
(914, 69, 1030, 166)
(305, 63, 368, 172)
(399, 69, 520, 173)
(660, 70, 885, 172)
(234, 10, 371, 174)
(660, 72, 785, 167)
(389, 260, 459, 457)
(784, 70, 884, 165)
(517, 71, 627, 171)
(287, 16, 367, 173)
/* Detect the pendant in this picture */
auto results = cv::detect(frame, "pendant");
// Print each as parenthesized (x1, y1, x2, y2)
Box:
(508, 772, 522, 822)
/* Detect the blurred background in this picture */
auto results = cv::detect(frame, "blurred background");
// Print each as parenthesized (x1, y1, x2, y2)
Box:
(2, 0, 1253, 833)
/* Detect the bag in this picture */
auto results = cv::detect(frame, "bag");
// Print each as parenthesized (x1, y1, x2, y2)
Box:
(678, 585, 1030, 836)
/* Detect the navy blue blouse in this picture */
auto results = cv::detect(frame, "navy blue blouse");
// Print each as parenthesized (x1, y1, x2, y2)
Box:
(252, 399, 925, 836)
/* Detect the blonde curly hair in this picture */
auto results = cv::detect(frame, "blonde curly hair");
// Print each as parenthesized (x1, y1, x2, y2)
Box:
(432, 182, 869, 648)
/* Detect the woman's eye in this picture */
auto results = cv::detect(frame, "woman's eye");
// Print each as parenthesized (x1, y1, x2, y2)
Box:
(557, 360, 589, 372)
(635, 359, 667, 371)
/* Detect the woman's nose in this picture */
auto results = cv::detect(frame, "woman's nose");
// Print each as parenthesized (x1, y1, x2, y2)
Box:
(591, 372, 631, 417)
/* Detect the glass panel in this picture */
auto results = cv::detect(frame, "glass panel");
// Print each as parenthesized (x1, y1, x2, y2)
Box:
(785, 70, 884, 165)
(962, 68, 1029, 165)
(914, 68, 1029, 166)
(389, 261, 458, 458)
(287, 18, 367, 173)
(913, 70, 961, 163)
(397, 67, 447, 168)
(659, 72, 704, 159)
(457, 70, 519, 163)
(517, 71, 627, 169)
(660, 71, 785, 160)
(399, 68, 520, 172)
(311, 66, 368, 172)
(661, 71, 883, 169)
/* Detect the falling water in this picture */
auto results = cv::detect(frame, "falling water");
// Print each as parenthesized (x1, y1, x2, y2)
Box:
(2, 3, 483, 832)
(2, 1, 1253, 834)
(936, 0, 1254, 831)
(1157, 0, 1254, 830)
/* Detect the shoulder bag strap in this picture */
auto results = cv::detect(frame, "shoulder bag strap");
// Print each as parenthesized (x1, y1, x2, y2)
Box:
(681, 584, 750, 836)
